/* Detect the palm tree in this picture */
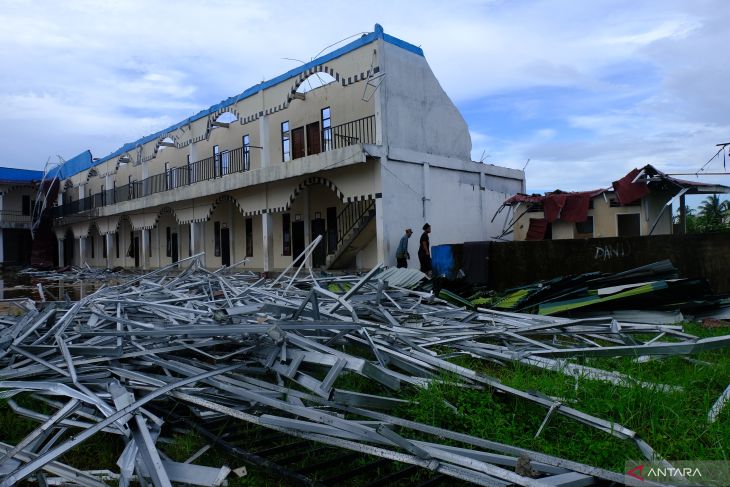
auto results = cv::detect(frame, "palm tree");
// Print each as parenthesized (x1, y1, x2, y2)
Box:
(698, 194, 726, 231)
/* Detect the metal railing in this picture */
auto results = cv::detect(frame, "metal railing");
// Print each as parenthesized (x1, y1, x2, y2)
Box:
(322, 115, 376, 152)
(334, 199, 375, 249)
(53, 115, 376, 219)
(0, 211, 33, 224)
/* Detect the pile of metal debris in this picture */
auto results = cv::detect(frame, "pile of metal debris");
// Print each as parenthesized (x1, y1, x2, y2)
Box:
(0, 254, 728, 486)
(444, 260, 730, 320)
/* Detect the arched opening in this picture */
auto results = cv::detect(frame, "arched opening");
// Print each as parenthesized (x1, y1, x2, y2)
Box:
(158, 136, 176, 152)
(296, 72, 337, 93)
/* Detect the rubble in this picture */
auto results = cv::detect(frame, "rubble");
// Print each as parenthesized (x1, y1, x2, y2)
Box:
(0, 255, 727, 486)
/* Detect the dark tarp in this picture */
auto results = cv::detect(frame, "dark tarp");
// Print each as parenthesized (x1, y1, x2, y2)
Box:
(612, 168, 650, 205)
(462, 241, 490, 285)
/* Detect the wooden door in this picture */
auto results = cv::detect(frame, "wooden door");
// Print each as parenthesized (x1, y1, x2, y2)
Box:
(306, 122, 321, 155)
(292, 127, 305, 159)
(292, 220, 305, 265)
(171, 233, 179, 263)
(221, 227, 231, 267)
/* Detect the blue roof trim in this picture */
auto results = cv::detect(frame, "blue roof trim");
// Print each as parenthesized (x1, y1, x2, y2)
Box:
(0, 166, 45, 182)
(64, 25, 423, 177)
(57, 150, 93, 180)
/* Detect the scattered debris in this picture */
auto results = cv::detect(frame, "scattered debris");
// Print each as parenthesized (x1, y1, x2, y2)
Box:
(0, 256, 726, 486)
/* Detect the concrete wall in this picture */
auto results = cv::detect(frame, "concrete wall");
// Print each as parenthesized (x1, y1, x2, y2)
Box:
(378, 156, 523, 267)
(379, 41, 471, 160)
(488, 233, 730, 293)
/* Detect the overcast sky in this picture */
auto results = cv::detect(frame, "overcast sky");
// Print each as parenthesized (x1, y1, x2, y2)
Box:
(1, 0, 729, 202)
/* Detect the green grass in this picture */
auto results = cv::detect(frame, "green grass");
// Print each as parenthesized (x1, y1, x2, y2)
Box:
(396, 322, 730, 471)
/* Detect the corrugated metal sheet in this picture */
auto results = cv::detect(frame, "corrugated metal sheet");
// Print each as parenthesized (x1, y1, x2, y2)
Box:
(376, 267, 426, 288)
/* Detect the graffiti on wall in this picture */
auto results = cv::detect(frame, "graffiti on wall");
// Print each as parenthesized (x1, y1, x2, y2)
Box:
(594, 241, 631, 261)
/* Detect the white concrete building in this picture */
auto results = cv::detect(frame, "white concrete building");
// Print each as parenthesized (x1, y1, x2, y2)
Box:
(50, 25, 524, 271)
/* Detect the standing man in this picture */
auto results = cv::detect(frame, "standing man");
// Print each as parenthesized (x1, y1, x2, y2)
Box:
(418, 223, 432, 276)
(395, 228, 412, 268)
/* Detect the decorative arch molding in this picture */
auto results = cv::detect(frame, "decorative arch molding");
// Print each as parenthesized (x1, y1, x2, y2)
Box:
(287, 65, 344, 103)
(64, 179, 74, 190)
(115, 214, 133, 233)
(87, 220, 103, 237)
(84, 168, 99, 184)
(71, 222, 91, 239)
(286, 176, 346, 210)
(150, 134, 180, 159)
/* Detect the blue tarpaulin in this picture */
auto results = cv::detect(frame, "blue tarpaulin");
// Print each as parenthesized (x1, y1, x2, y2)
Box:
(0, 167, 44, 183)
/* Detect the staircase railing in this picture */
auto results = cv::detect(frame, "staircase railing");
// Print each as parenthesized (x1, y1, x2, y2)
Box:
(334, 199, 375, 250)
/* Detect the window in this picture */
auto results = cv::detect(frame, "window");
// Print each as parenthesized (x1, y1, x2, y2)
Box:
(147, 229, 152, 257)
(282, 213, 291, 256)
(128, 175, 134, 199)
(166, 227, 171, 257)
(165, 162, 170, 190)
(321, 107, 332, 151)
(103, 236, 107, 259)
(575, 216, 594, 239)
(90, 236, 95, 258)
(115, 232, 120, 259)
(246, 218, 253, 257)
(617, 213, 641, 237)
(242, 134, 250, 171)
(112, 181, 116, 204)
(214, 221, 221, 257)
(22, 195, 30, 216)
(281, 121, 291, 162)
(213, 145, 221, 177)
(221, 150, 229, 175)
(100, 185, 105, 206)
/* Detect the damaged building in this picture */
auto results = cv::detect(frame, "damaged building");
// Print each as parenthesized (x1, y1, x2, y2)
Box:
(39, 24, 523, 271)
(502, 164, 729, 241)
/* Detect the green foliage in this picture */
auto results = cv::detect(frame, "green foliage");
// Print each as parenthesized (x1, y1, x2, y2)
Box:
(676, 195, 730, 233)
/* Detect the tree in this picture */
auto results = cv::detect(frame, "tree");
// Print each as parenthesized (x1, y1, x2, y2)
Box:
(675, 195, 730, 233)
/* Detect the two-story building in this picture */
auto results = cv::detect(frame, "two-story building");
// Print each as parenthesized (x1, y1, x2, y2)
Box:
(44, 24, 524, 271)
(0, 168, 44, 265)
(502, 165, 729, 240)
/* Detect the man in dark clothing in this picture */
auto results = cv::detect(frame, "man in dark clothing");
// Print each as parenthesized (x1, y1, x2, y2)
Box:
(418, 223, 432, 275)
(395, 228, 412, 268)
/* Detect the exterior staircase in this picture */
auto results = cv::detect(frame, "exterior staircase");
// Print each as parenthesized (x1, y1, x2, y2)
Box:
(326, 200, 376, 269)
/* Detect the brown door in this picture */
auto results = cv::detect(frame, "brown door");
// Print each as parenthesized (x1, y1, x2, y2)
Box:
(306, 122, 321, 155)
(292, 127, 305, 159)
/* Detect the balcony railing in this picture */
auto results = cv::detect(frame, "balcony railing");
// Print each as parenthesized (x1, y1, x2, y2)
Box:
(52, 114, 376, 219)
(0, 211, 32, 225)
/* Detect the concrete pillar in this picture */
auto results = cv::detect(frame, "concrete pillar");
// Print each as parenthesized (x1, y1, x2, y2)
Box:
(190, 221, 205, 265)
(58, 238, 65, 267)
(228, 205, 235, 264)
(141, 229, 149, 269)
(259, 112, 270, 167)
(422, 162, 431, 220)
(79, 237, 86, 266)
(374, 197, 386, 265)
(302, 187, 311, 268)
(105, 233, 112, 269)
(156, 226, 162, 268)
(262, 213, 274, 273)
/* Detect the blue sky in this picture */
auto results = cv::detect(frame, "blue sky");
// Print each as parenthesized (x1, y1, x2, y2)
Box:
(0, 0, 728, 207)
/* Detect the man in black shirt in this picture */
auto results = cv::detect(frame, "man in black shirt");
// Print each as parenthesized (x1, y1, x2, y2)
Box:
(418, 223, 432, 276)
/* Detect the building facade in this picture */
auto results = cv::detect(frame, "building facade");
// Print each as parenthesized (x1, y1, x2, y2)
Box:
(47, 25, 524, 271)
(0, 168, 44, 265)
